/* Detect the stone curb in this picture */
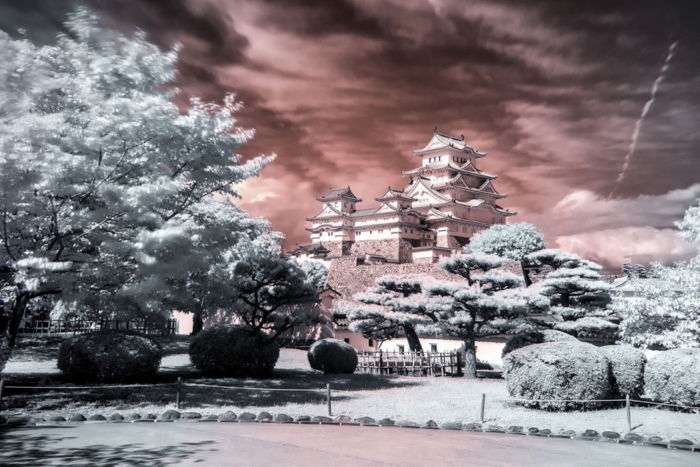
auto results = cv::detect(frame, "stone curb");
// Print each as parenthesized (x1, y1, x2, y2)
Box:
(1, 413, 698, 453)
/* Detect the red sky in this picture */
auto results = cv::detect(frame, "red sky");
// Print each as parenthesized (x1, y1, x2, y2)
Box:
(4, 0, 700, 269)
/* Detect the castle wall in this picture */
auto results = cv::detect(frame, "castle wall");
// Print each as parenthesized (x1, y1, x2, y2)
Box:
(349, 238, 415, 263)
(318, 241, 344, 257)
(327, 256, 462, 297)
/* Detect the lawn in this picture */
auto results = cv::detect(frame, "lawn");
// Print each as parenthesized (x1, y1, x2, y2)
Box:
(2, 339, 699, 444)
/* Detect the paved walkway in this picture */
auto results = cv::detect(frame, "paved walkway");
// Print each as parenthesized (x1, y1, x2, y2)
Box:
(0, 422, 696, 466)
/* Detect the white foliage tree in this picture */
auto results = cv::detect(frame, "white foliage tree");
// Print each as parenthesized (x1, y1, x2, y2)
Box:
(342, 274, 436, 352)
(528, 249, 615, 339)
(425, 253, 547, 378)
(615, 201, 700, 349)
(468, 223, 545, 286)
(0, 9, 275, 371)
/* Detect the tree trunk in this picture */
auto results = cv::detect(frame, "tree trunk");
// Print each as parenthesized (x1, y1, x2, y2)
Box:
(403, 325, 423, 352)
(463, 338, 477, 379)
(191, 311, 203, 335)
(0, 292, 30, 374)
(520, 260, 532, 287)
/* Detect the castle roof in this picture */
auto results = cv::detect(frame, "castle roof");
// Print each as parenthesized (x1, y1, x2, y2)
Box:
(413, 130, 486, 157)
(317, 187, 362, 203)
(402, 160, 496, 179)
(375, 187, 415, 202)
(288, 243, 330, 257)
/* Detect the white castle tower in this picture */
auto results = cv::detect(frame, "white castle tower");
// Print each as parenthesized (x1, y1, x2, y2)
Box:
(301, 130, 515, 263)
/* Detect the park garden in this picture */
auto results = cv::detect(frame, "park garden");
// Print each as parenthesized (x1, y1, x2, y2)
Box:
(1, 8, 699, 452)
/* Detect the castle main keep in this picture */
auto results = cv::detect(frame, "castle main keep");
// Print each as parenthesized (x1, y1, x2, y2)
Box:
(294, 130, 515, 264)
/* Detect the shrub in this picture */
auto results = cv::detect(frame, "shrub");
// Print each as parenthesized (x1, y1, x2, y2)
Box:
(554, 317, 618, 339)
(308, 338, 358, 374)
(57, 332, 162, 383)
(502, 329, 575, 357)
(643, 348, 700, 406)
(503, 341, 610, 410)
(600, 345, 646, 398)
(189, 325, 279, 377)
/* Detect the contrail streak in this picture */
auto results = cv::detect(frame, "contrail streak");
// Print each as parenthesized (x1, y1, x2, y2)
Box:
(609, 41, 678, 198)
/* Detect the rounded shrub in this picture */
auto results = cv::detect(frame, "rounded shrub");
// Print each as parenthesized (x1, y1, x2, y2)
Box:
(503, 341, 610, 410)
(308, 338, 358, 374)
(502, 329, 575, 357)
(600, 345, 646, 399)
(189, 325, 279, 377)
(643, 348, 700, 406)
(58, 332, 162, 383)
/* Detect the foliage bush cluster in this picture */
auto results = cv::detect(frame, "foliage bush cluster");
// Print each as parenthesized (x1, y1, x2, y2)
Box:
(600, 345, 646, 398)
(189, 325, 279, 377)
(57, 332, 162, 383)
(643, 348, 700, 406)
(554, 317, 619, 339)
(504, 341, 700, 410)
(503, 341, 610, 410)
(307, 338, 358, 374)
(501, 329, 575, 357)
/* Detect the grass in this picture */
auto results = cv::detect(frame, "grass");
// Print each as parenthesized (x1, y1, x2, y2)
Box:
(3, 339, 699, 444)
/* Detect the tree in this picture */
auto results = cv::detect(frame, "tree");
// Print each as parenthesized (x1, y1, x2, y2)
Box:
(425, 253, 547, 378)
(297, 260, 328, 291)
(468, 223, 545, 286)
(528, 249, 615, 339)
(129, 198, 280, 335)
(221, 251, 326, 341)
(0, 9, 274, 371)
(614, 201, 700, 349)
(343, 274, 436, 352)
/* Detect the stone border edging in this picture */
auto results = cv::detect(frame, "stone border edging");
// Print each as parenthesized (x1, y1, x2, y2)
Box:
(1, 411, 698, 453)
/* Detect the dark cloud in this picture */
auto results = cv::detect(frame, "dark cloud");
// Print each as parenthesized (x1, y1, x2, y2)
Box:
(3, 0, 700, 268)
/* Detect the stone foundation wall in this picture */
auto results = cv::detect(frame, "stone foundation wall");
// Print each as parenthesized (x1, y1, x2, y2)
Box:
(327, 256, 521, 297)
(351, 239, 401, 261)
(319, 241, 345, 257)
(436, 234, 461, 249)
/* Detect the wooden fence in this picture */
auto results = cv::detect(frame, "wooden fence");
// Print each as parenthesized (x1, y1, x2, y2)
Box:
(357, 350, 461, 377)
(17, 319, 178, 336)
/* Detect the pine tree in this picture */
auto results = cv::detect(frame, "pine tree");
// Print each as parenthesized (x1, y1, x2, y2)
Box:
(342, 274, 436, 352)
(528, 249, 615, 339)
(425, 253, 545, 378)
(468, 223, 545, 286)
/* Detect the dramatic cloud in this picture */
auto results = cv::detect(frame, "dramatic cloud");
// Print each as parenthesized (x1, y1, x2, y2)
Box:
(523, 185, 700, 267)
(4, 0, 700, 269)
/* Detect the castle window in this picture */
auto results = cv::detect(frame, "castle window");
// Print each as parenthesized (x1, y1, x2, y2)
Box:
(368, 339, 374, 347)
(430, 343, 438, 353)
(397, 345, 405, 353)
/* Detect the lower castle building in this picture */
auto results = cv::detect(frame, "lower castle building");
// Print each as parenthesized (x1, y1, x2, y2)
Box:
(292, 130, 515, 264)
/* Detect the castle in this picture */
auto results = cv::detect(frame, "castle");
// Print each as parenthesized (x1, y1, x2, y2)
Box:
(292, 130, 514, 264)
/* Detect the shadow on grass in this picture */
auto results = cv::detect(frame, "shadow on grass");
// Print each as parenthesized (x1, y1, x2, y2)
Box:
(3, 366, 421, 412)
(10, 336, 66, 362)
(0, 427, 215, 466)
(11, 335, 191, 362)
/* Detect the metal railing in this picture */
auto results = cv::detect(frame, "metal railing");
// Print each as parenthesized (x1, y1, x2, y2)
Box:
(0, 378, 335, 416)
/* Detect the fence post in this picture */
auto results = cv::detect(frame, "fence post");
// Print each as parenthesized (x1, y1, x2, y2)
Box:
(0, 378, 5, 414)
(176, 377, 183, 410)
(480, 393, 485, 423)
(379, 350, 384, 375)
(625, 394, 631, 432)
(326, 383, 332, 417)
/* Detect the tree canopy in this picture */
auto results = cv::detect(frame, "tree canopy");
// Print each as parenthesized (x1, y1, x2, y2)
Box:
(0, 9, 275, 370)
(615, 201, 700, 349)
(468, 223, 545, 286)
